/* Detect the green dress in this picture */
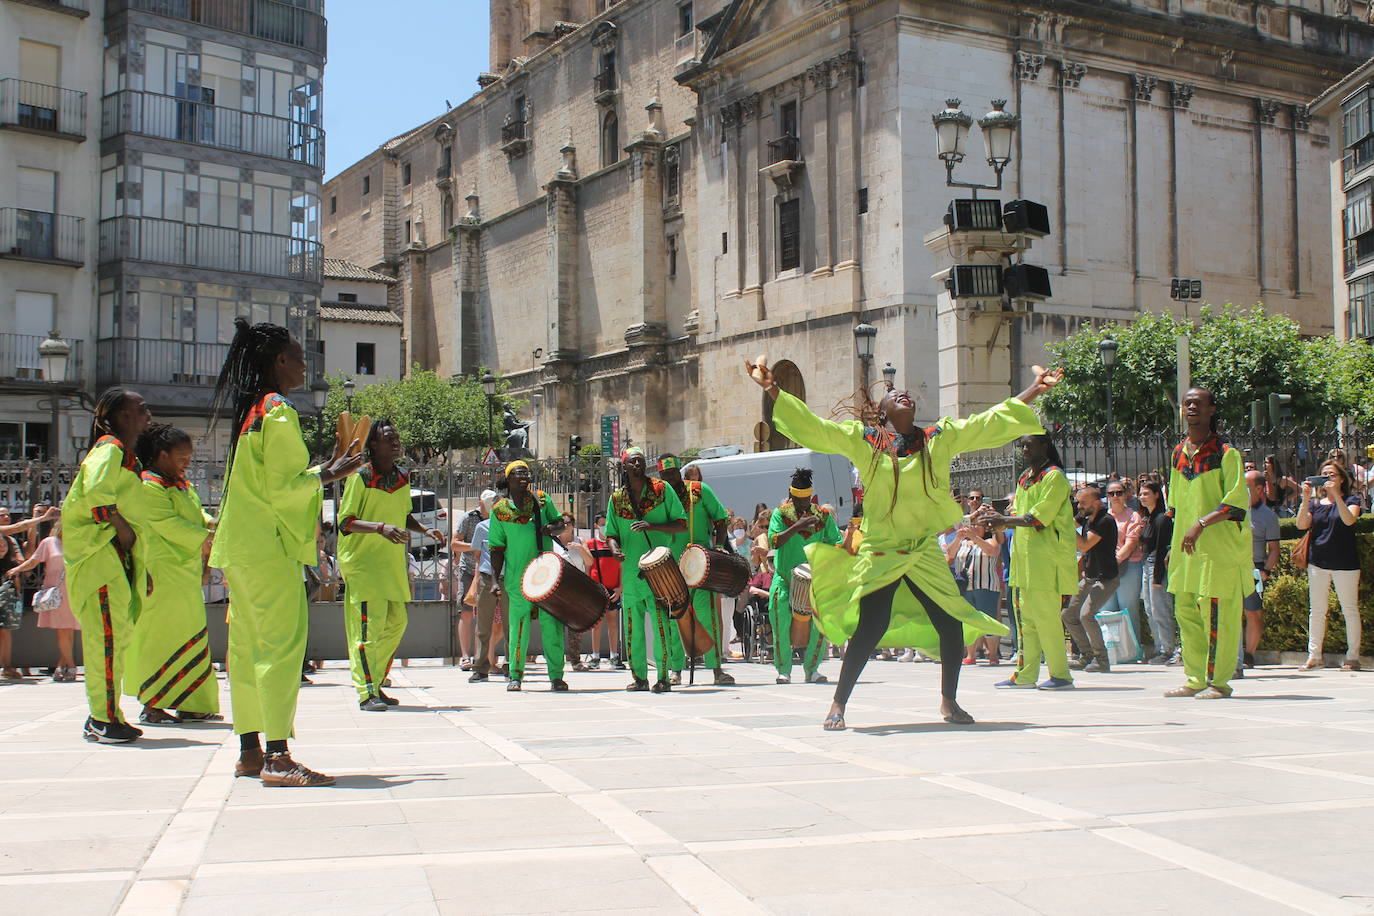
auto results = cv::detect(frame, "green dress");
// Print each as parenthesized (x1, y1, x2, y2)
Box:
(767, 501, 842, 677)
(604, 480, 687, 681)
(668, 479, 729, 669)
(1008, 465, 1077, 684)
(127, 471, 218, 714)
(770, 390, 1043, 652)
(489, 489, 565, 683)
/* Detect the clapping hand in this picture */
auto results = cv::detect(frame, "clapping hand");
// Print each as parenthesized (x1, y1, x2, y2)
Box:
(1017, 365, 1064, 404)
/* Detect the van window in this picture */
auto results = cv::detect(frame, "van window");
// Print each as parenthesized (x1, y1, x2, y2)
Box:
(412, 493, 438, 513)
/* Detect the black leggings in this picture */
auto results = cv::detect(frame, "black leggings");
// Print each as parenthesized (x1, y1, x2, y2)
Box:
(833, 576, 966, 707)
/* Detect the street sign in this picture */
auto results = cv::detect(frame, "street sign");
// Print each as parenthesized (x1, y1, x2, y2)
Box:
(480, 447, 500, 466)
(600, 414, 620, 456)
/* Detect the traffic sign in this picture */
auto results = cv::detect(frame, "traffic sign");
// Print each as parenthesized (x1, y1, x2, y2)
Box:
(600, 414, 620, 456)
(480, 447, 500, 466)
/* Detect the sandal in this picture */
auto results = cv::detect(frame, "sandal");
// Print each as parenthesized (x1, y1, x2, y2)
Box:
(177, 712, 225, 721)
(822, 712, 846, 731)
(139, 707, 181, 725)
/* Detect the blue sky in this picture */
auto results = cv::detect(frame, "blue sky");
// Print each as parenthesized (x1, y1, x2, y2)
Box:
(324, 0, 490, 180)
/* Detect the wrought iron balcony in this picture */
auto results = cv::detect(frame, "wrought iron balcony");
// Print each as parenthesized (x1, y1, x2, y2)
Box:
(0, 80, 87, 139)
(99, 216, 322, 283)
(0, 334, 83, 382)
(97, 336, 320, 389)
(0, 208, 84, 265)
(101, 89, 324, 168)
(106, 0, 326, 56)
(767, 134, 800, 164)
(501, 118, 527, 144)
(594, 69, 617, 95)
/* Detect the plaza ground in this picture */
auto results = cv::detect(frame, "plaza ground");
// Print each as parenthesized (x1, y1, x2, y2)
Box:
(1, 656, 1372, 915)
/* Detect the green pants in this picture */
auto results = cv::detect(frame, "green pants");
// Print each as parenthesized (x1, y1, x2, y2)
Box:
(1012, 587, 1072, 685)
(626, 592, 684, 682)
(225, 555, 307, 741)
(508, 597, 565, 683)
(73, 576, 134, 724)
(345, 595, 408, 702)
(1174, 592, 1242, 691)
(768, 578, 824, 678)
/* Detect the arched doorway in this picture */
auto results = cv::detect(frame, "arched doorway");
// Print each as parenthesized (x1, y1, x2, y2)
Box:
(762, 360, 805, 450)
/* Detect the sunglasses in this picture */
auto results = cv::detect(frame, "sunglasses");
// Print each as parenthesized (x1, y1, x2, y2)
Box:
(1107, 490, 1125, 496)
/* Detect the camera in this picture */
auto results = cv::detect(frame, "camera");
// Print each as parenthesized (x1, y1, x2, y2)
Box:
(1305, 475, 1329, 489)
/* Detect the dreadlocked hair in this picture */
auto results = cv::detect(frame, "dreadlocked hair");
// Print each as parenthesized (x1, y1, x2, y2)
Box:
(364, 418, 396, 460)
(1031, 433, 1066, 471)
(828, 382, 935, 517)
(135, 423, 192, 470)
(790, 467, 813, 490)
(211, 318, 293, 448)
(88, 387, 138, 449)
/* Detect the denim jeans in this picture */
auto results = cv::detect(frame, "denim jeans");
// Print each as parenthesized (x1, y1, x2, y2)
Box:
(1140, 555, 1175, 655)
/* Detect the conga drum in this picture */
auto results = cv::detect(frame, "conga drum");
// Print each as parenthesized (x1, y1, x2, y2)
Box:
(522, 551, 610, 632)
(789, 564, 814, 648)
(680, 544, 751, 596)
(638, 546, 689, 618)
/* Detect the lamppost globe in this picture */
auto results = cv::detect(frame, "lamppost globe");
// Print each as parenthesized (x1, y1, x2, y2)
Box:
(978, 99, 1019, 170)
(38, 331, 71, 385)
(480, 372, 497, 397)
(882, 362, 897, 389)
(310, 379, 329, 410)
(931, 99, 973, 163)
(343, 376, 356, 412)
(852, 323, 878, 361)
(1097, 334, 1119, 369)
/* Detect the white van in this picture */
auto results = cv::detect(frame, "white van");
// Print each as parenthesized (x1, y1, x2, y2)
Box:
(685, 448, 857, 525)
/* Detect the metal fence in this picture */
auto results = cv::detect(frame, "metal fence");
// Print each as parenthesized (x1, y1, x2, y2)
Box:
(102, 90, 324, 168)
(949, 428, 1374, 498)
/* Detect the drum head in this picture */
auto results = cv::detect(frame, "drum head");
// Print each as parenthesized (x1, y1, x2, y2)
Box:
(522, 552, 563, 601)
(793, 563, 812, 583)
(679, 544, 708, 587)
(640, 545, 672, 568)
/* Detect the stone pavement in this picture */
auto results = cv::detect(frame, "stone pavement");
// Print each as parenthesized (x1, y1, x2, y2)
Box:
(2, 656, 1373, 915)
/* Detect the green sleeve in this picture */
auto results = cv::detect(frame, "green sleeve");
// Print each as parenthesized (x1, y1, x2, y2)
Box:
(603, 498, 622, 542)
(338, 473, 364, 529)
(489, 514, 508, 550)
(262, 401, 323, 542)
(141, 481, 208, 552)
(769, 391, 871, 467)
(191, 487, 214, 527)
(701, 483, 727, 523)
(82, 443, 126, 509)
(821, 513, 842, 546)
(662, 483, 686, 522)
(1026, 469, 1070, 526)
(539, 493, 562, 527)
(930, 398, 1045, 461)
(1220, 448, 1248, 512)
(767, 507, 786, 549)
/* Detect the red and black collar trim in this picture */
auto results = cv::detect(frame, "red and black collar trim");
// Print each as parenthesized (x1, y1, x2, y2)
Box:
(361, 464, 409, 493)
(1018, 463, 1060, 490)
(1172, 435, 1228, 480)
(141, 469, 189, 490)
(95, 435, 140, 473)
(239, 392, 291, 436)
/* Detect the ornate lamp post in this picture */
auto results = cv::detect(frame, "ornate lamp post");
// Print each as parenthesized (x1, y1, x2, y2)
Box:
(932, 99, 1019, 192)
(853, 323, 877, 392)
(1098, 334, 1119, 467)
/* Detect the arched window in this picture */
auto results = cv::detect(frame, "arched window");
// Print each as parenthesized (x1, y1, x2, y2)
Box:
(601, 111, 619, 168)
(762, 360, 806, 451)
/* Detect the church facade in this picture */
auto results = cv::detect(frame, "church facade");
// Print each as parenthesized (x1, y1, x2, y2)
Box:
(322, 0, 1374, 456)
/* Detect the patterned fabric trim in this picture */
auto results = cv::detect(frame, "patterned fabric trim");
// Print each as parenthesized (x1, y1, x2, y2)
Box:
(361, 464, 409, 493)
(141, 469, 189, 490)
(239, 392, 290, 436)
(1172, 435, 1228, 480)
(611, 479, 666, 520)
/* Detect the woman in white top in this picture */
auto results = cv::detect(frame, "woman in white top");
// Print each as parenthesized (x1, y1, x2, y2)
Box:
(944, 518, 1005, 666)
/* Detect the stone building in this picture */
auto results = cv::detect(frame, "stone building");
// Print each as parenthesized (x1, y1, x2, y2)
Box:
(320, 258, 402, 386)
(323, 0, 1374, 457)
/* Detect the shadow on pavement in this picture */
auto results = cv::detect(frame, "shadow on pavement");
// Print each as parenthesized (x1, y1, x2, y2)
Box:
(330, 773, 452, 789)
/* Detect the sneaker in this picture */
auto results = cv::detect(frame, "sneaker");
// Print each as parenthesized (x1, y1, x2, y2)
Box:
(610, 655, 625, 670)
(898, 649, 916, 663)
(550, 679, 569, 692)
(805, 672, 828, 684)
(651, 680, 671, 694)
(459, 657, 474, 671)
(995, 677, 1037, 689)
(260, 752, 335, 787)
(1083, 658, 1110, 673)
(712, 669, 736, 686)
(626, 678, 649, 691)
(1243, 651, 1255, 668)
(468, 672, 489, 683)
(1165, 651, 1183, 667)
(1037, 677, 1075, 690)
(1146, 653, 1169, 665)
(378, 691, 399, 706)
(82, 717, 139, 744)
(776, 674, 791, 684)
(1069, 656, 1090, 671)
(1195, 684, 1233, 699)
(507, 680, 522, 692)
(359, 696, 389, 711)
(668, 672, 682, 686)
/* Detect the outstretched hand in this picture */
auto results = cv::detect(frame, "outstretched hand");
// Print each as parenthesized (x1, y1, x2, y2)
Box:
(1016, 365, 1064, 404)
(743, 354, 778, 398)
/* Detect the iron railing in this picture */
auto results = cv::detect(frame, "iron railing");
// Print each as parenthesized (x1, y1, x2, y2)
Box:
(0, 333, 83, 382)
(98, 216, 322, 282)
(500, 118, 526, 143)
(594, 69, 616, 94)
(0, 80, 86, 137)
(101, 89, 323, 168)
(96, 337, 227, 388)
(10, 0, 89, 13)
(0, 208, 84, 264)
(767, 134, 800, 163)
(107, 0, 326, 56)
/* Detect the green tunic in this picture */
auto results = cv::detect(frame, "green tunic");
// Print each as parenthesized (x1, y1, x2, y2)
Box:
(489, 490, 562, 600)
(338, 465, 413, 602)
(770, 391, 1043, 651)
(62, 436, 149, 604)
(1166, 436, 1250, 603)
(604, 480, 687, 608)
(1009, 465, 1078, 596)
(769, 502, 842, 580)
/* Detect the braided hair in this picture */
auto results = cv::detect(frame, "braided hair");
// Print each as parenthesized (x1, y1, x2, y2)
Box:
(135, 423, 192, 471)
(211, 318, 293, 449)
(88, 387, 138, 448)
(364, 418, 396, 461)
(830, 382, 935, 515)
(790, 467, 813, 494)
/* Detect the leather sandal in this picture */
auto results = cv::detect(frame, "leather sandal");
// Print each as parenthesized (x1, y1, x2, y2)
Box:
(234, 748, 264, 778)
(260, 753, 335, 787)
(822, 712, 846, 731)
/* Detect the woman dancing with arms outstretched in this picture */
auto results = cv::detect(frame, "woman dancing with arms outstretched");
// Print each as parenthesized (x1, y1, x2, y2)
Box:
(744, 356, 1062, 730)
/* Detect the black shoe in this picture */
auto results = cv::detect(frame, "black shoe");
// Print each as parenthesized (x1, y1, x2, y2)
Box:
(360, 696, 389, 711)
(712, 669, 736, 686)
(1243, 651, 1255, 668)
(651, 680, 671, 694)
(626, 678, 649, 691)
(379, 691, 400, 706)
(82, 717, 138, 744)
(507, 680, 522, 692)
(300, 674, 313, 684)
(1083, 658, 1110, 673)
(468, 672, 489, 683)
(551, 679, 569, 692)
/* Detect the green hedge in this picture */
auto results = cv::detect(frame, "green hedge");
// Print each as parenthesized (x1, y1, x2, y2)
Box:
(1259, 530, 1374, 655)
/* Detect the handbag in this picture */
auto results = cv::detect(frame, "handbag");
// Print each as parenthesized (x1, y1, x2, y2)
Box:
(31, 585, 63, 613)
(1291, 531, 1311, 570)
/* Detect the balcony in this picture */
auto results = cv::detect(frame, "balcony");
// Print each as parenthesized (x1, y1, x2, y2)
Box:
(0, 208, 84, 265)
(4, 0, 89, 16)
(106, 0, 326, 57)
(435, 162, 452, 187)
(0, 334, 83, 382)
(0, 80, 87, 139)
(593, 70, 617, 104)
(97, 336, 320, 390)
(760, 134, 804, 190)
(499, 118, 528, 159)
(99, 216, 322, 283)
(101, 90, 324, 169)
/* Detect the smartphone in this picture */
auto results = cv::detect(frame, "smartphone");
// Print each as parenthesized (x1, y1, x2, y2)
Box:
(1305, 475, 1329, 489)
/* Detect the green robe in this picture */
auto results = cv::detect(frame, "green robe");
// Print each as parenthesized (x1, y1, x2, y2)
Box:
(490, 490, 564, 682)
(770, 390, 1043, 652)
(605, 480, 687, 681)
(1166, 438, 1250, 602)
(127, 472, 218, 714)
(1009, 465, 1078, 595)
(209, 393, 322, 740)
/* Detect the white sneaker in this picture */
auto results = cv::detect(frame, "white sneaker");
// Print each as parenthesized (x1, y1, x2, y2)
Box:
(899, 649, 916, 663)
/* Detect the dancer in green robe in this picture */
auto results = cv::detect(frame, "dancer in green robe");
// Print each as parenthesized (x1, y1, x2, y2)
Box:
(128, 424, 221, 723)
(210, 319, 363, 787)
(979, 435, 1079, 689)
(62, 388, 152, 743)
(658, 454, 736, 686)
(1165, 387, 1251, 699)
(604, 447, 687, 693)
(767, 469, 842, 684)
(338, 421, 443, 710)
(746, 355, 1062, 729)
(489, 459, 567, 692)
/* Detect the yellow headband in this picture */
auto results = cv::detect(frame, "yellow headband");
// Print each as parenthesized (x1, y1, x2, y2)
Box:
(790, 486, 813, 498)
(505, 459, 530, 477)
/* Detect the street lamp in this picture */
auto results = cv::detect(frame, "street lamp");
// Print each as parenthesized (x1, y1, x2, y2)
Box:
(343, 376, 355, 413)
(1098, 334, 1119, 466)
(481, 371, 497, 447)
(38, 331, 72, 462)
(530, 391, 543, 457)
(853, 323, 877, 391)
(881, 362, 897, 391)
(932, 98, 1019, 191)
(310, 379, 329, 457)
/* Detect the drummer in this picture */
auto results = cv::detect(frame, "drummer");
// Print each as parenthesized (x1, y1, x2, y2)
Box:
(489, 460, 568, 692)
(657, 454, 735, 687)
(604, 447, 687, 693)
(768, 469, 843, 684)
